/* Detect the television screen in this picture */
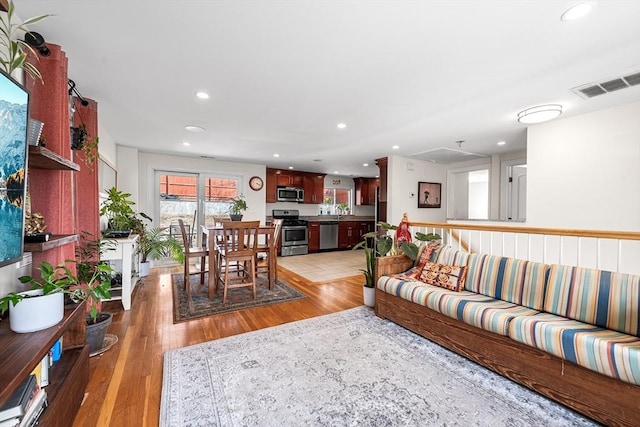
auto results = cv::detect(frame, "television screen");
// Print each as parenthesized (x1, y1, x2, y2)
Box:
(0, 69, 29, 268)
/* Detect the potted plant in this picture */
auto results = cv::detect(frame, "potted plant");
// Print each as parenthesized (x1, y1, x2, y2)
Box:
(0, 1, 49, 81)
(228, 194, 248, 221)
(0, 258, 112, 336)
(138, 226, 184, 277)
(100, 186, 151, 237)
(353, 221, 441, 307)
(74, 233, 118, 353)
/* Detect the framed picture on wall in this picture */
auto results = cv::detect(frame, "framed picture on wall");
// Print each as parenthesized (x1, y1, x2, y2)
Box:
(418, 182, 441, 208)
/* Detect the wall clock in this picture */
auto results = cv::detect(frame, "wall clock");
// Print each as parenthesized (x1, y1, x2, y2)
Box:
(249, 176, 264, 191)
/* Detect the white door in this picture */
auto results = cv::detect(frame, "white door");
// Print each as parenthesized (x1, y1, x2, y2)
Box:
(500, 159, 527, 221)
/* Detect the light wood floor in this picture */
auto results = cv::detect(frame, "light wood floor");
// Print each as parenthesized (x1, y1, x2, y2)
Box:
(73, 264, 364, 427)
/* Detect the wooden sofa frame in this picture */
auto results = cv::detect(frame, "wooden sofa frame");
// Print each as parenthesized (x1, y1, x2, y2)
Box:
(375, 255, 640, 427)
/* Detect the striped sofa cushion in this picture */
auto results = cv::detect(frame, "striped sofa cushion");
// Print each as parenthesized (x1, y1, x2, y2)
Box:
(464, 254, 548, 311)
(377, 275, 440, 307)
(509, 312, 640, 385)
(427, 291, 540, 336)
(433, 245, 470, 266)
(545, 265, 640, 337)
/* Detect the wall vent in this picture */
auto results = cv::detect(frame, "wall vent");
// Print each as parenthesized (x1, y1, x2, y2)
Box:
(573, 71, 640, 99)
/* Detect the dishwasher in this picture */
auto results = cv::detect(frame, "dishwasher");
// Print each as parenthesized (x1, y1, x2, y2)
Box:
(319, 221, 338, 250)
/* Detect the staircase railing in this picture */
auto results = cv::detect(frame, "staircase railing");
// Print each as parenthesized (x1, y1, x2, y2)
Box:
(407, 221, 640, 275)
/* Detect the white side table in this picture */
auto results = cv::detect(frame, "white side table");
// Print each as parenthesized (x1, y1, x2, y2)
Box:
(101, 234, 140, 310)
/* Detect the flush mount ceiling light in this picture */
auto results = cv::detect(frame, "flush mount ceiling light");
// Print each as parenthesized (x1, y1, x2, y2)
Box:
(337, 123, 347, 129)
(497, 141, 506, 146)
(392, 145, 400, 150)
(182, 141, 191, 146)
(184, 125, 205, 132)
(195, 91, 210, 99)
(561, 2, 595, 21)
(517, 104, 563, 124)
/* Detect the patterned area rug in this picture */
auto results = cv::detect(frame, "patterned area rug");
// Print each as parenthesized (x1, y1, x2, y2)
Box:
(161, 307, 596, 426)
(171, 273, 306, 322)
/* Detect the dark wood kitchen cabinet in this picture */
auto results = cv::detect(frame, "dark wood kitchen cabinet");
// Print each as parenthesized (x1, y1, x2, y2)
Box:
(303, 174, 326, 204)
(308, 221, 320, 252)
(338, 221, 357, 249)
(354, 177, 380, 206)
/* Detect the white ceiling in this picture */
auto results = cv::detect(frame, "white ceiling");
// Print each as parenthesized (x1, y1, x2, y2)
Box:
(16, 1, 640, 177)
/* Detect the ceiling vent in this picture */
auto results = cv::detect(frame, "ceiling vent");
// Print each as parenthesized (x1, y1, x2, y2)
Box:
(410, 147, 487, 164)
(573, 71, 640, 99)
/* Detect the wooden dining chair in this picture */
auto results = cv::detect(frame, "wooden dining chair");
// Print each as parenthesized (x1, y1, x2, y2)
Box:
(256, 219, 282, 287)
(178, 219, 208, 300)
(216, 220, 260, 304)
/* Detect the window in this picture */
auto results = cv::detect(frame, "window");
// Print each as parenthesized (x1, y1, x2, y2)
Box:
(322, 188, 352, 214)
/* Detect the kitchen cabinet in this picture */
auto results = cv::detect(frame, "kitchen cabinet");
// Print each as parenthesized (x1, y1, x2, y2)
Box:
(354, 177, 379, 206)
(308, 221, 320, 252)
(303, 174, 326, 204)
(266, 168, 326, 204)
(338, 221, 357, 249)
(338, 220, 374, 249)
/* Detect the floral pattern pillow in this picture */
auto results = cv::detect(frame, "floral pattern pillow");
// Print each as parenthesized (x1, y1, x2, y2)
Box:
(418, 262, 467, 292)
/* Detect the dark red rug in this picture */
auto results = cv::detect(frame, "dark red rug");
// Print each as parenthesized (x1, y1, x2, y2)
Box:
(171, 273, 306, 322)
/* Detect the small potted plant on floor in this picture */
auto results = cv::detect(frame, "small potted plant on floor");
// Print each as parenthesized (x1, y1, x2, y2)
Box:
(138, 226, 184, 276)
(228, 194, 248, 221)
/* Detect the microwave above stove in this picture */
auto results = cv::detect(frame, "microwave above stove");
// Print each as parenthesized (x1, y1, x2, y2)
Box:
(276, 186, 304, 203)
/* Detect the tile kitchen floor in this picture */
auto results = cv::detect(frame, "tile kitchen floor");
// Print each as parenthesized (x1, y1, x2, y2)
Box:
(278, 250, 365, 283)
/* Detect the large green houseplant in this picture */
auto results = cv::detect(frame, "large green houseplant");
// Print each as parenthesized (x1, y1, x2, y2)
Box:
(100, 187, 151, 237)
(0, 0, 49, 81)
(138, 227, 184, 276)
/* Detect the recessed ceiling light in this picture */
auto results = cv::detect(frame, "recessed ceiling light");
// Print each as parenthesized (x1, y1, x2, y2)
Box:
(363, 163, 369, 167)
(182, 141, 191, 146)
(517, 104, 563, 124)
(195, 91, 210, 99)
(334, 171, 339, 174)
(288, 166, 294, 170)
(337, 123, 347, 129)
(273, 153, 280, 158)
(184, 125, 205, 132)
(497, 141, 506, 146)
(313, 159, 322, 162)
(392, 145, 400, 150)
(561, 2, 595, 21)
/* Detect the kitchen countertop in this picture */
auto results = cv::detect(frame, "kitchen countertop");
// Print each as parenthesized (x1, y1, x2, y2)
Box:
(302, 215, 375, 222)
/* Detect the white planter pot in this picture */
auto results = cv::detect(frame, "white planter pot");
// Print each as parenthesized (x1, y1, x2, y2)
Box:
(363, 286, 375, 307)
(139, 261, 151, 277)
(9, 290, 64, 333)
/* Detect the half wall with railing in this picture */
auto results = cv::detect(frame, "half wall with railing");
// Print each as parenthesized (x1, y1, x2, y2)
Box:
(406, 221, 640, 276)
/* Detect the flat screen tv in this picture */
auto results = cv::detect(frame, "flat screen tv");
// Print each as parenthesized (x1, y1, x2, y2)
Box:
(0, 69, 29, 268)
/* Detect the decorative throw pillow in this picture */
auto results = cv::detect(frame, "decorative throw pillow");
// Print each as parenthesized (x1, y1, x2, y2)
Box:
(418, 262, 467, 292)
(414, 241, 441, 271)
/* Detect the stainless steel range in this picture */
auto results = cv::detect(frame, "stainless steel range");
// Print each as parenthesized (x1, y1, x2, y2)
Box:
(272, 209, 308, 256)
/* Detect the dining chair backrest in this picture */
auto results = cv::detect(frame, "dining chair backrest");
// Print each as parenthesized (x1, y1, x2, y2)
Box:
(271, 218, 283, 247)
(177, 219, 192, 253)
(220, 221, 260, 256)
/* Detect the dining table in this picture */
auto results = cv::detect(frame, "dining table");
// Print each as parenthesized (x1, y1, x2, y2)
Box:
(201, 224, 277, 299)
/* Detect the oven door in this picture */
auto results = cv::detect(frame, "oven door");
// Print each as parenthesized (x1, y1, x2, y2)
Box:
(281, 225, 308, 246)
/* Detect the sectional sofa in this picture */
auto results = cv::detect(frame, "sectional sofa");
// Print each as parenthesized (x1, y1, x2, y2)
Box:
(374, 244, 640, 427)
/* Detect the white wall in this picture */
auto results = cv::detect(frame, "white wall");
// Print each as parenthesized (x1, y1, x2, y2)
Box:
(388, 155, 448, 225)
(117, 146, 139, 206)
(527, 102, 640, 231)
(137, 152, 266, 225)
(97, 123, 117, 166)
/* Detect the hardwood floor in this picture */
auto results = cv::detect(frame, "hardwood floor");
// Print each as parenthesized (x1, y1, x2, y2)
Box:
(73, 265, 364, 426)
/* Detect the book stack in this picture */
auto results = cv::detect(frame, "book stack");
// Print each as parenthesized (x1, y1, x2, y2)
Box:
(0, 375, 48, 427)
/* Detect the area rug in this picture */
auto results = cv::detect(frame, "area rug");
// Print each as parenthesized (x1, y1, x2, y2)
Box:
(172, 273, 306, 322)
(160, 307, 596, 426)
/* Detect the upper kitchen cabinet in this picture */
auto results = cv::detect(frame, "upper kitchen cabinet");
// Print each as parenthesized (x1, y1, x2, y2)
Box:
(266, 168, 325, 204)
(354, 177, 380, 206)
(303, 173, 326, 204)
